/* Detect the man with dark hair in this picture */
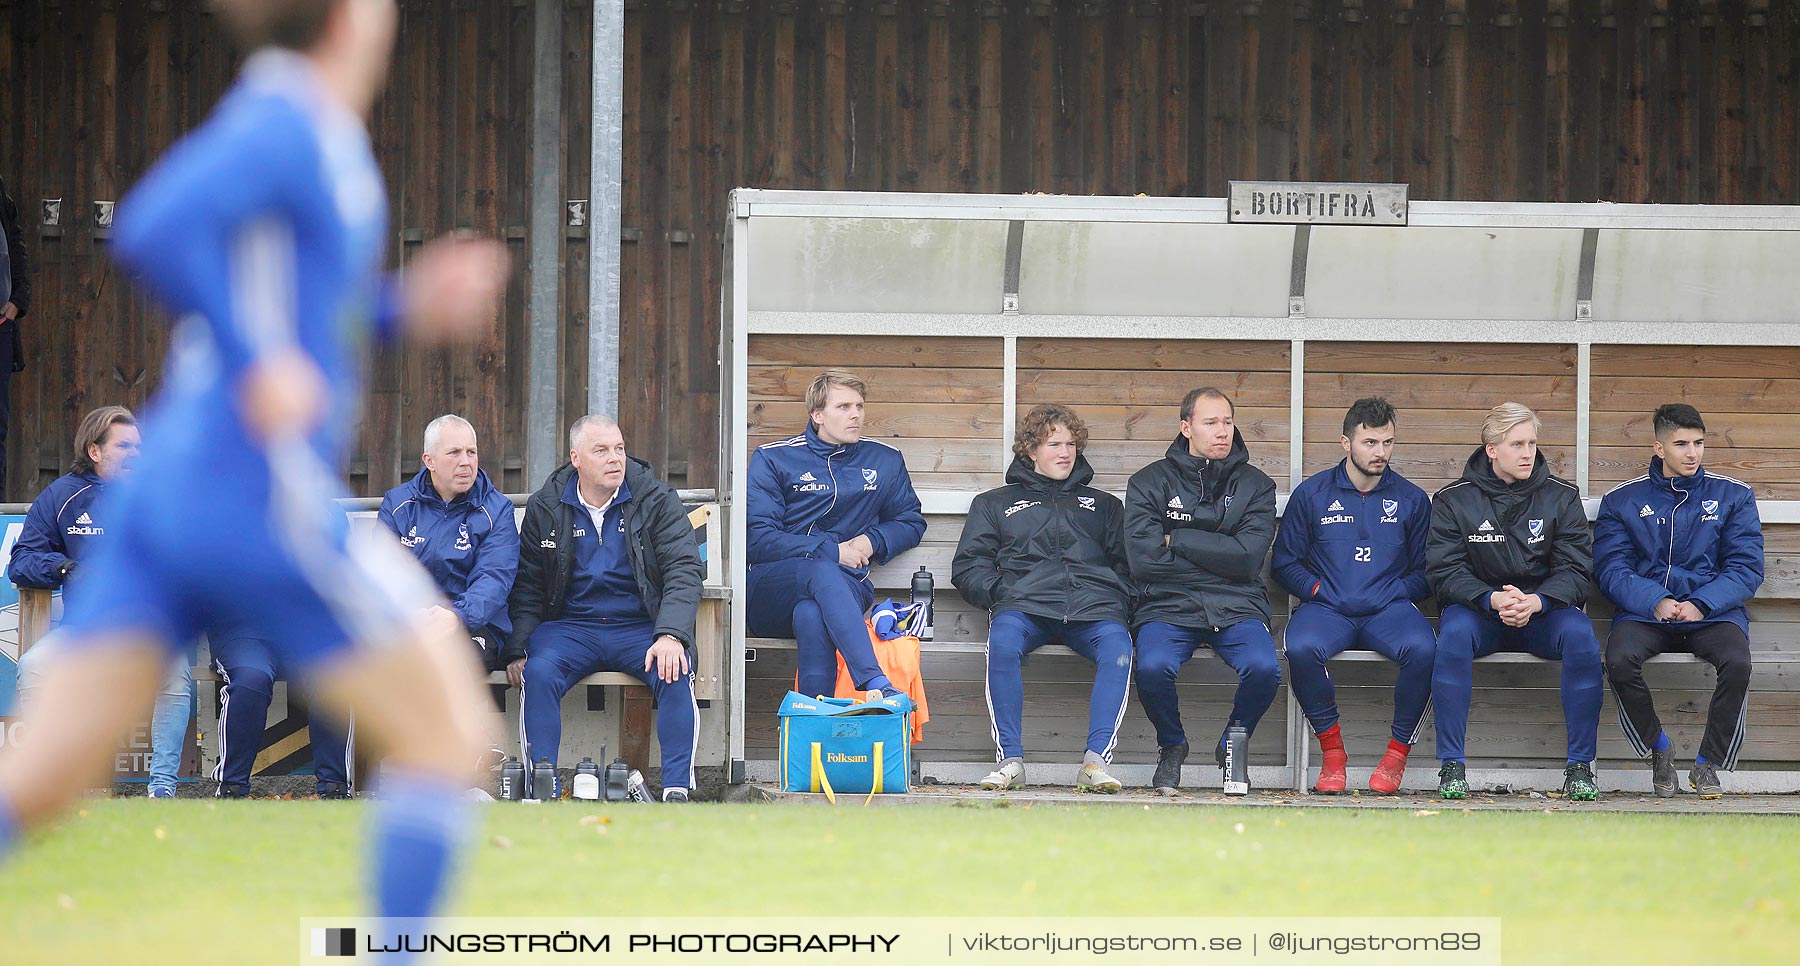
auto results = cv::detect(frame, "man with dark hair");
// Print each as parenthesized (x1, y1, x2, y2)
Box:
(1428, 403, 1602, 801)
(0, 173, 32, 493)
(1273, 397, 1434, 795)
(1127, 387, 1279, 796)
(953, 403, 1134, 793)
(745, 369, 926, 701)
(1595, 404, 1763, 799)
(506, 415, 704, 802)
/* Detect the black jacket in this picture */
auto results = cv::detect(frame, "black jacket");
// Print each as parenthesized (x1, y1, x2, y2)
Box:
(503, 457, 703, 662)
(951, 454, 1133, 624)
(1125, 431, 1278, 630)
(1426, 447, 1592, 614)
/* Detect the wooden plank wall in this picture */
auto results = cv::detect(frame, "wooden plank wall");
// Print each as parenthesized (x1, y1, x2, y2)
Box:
(7, 0, 1800, 502)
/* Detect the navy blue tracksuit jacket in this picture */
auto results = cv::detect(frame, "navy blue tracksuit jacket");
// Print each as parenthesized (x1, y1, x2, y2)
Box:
(378, 467, 520, 639)
(1272, 460, 1432, 616)
(1594, 458, 1764, 636)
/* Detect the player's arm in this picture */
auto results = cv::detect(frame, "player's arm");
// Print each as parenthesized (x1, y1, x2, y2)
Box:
(1167, 479, 1277, 581)
(504, 501, 552, 664)
(6, 495, 71, 588)
(1535, 490, 1594, 610)
(1426, 495, 1498, 612)
(1124, 474, 1200, 583)
(1687, 490, 1766, 618)
(863, 459, 926, 563)
(453, 497, 522, 634)
(950, 495, 1005, 610)
(1270, 489, 1324, 600)
(1592, 496, 1670, 617)
(746, 451, 835, 564)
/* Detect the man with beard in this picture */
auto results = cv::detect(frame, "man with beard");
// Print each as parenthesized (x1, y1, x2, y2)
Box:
(1427, 402, 1602, 801)
(953, 404, 1134, 794)
(1273, 398, 1434, 795)
(1127, 387, 1279, 796)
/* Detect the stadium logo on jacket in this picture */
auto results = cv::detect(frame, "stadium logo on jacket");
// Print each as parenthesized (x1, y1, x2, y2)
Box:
(1702, 500, 1720, 521)
(1527, 519, 1546, 544)
(1468, 519, 1505, 544)
(792, 470, 830, 494)
(401, 525, 424, 548)
(67, 511, 103, 536)
(1004, 500, 1040, 518)
(1165, 495, 1192, 522)
(863, 468, 879, 491)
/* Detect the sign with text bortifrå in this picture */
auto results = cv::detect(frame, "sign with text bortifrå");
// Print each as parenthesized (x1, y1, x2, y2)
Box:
(1228, 181, 1408, 225)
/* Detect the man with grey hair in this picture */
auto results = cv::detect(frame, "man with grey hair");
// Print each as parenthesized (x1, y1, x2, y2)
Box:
(504, 415, 704, 801)
(378, 414, 520, 672)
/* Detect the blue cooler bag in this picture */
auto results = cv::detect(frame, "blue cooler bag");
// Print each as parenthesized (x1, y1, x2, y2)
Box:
(778, 691, 914, 801)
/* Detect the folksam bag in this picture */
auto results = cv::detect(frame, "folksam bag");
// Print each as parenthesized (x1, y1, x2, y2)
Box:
(778, 691, 914, 802)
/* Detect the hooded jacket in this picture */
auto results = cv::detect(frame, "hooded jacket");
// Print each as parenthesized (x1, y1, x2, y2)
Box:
(1272, 459, 1432, 617)
(952, 453, 1133, 624)
(503, 457, 702, 662)
(378, 467, 520, 638)
(1594, 457, 1763, 635)
(1426, 447, 1591, 614)
(1124, 431, 1278, 630)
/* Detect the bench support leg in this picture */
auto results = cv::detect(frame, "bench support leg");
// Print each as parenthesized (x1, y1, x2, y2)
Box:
(620, 688, 654, 778)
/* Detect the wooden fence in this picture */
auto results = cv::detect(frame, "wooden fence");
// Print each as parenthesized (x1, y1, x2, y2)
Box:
(4, 0, 1798, 501)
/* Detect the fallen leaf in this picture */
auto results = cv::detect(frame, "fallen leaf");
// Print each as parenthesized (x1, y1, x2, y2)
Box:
(154, 827, 167, 840)
(1234, 823, 1245, 834)
(77, 810, 89, 818)
(1413, 810, 1439, 817)
(57, 894, 75, 911)
(579, 815, 611, 826)
(490, 835, 513, 849)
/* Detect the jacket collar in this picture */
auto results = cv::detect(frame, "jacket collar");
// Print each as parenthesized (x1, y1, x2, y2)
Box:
(409, 466, 495, 508)
(804, 422, 857, 459)
(1162, 429, 1250, 483)
(1004, 453, 1095, 491)
(1460, 446, 1548, 496)
(562, 470, 633, 513)
(1648, 455, 1706, 492)
(1328, 458, 1398, 495)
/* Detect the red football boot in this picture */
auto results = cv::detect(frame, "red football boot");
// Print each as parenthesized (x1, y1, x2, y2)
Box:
(1368, 739, 1412, 795)
(1313, 724, 1347, 795)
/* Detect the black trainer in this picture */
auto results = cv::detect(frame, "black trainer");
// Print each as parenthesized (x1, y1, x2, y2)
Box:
(1152, 742, 1188, 796)
(1437, 760, 1468, 800)
(317, 783, 353, 801)
(1650, 746, 1677, 798)
(1689, 762, 1722, 800)
(1562, 761, 1599, 801)
(214, 783, 251, 800)
(663, 788, 690, 804)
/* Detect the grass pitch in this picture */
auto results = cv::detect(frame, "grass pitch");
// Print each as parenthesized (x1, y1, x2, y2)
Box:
(1, 798, 1795, 964)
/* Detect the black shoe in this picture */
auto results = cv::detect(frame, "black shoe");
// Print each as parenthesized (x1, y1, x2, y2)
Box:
(1689, 761, 1722, 800)
(663, 788, 690, 803)
(317, 784, 353, 801)
(1562, 761, 1599, 801)
(1650, 746, 1677, 798)
(1437, 760, 1468, 800)
(214, 783, 251, 800)
(1151, 743, 1188, 795)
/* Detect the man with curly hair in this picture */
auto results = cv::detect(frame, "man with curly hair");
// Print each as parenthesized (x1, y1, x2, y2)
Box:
(953, 404, 1135, 793)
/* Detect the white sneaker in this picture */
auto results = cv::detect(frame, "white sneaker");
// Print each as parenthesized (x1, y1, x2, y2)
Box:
(979, 758, 1025, 791)
(1075, 760, 1123, 794)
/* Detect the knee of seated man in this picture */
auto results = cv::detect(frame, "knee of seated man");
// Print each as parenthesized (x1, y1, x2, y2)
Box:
(221, 663, 276, 695)
(797, 554, 857, 592)
(1434, 607, 1484, 652)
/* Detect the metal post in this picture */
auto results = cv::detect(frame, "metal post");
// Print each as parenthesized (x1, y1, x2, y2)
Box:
(589, 0, 626, 418)
(526, 0, 563, 486)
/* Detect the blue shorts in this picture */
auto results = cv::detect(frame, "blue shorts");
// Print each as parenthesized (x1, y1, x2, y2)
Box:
(57, 448, 441, 675)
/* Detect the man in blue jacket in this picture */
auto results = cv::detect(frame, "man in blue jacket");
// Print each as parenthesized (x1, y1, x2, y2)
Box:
(379, 414, 520, 672)
(746, 369, 926, 701)
(1595, 404, 1763, 800)
(1273, 398, 1434, 796)
(8, 406, 197, 800)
